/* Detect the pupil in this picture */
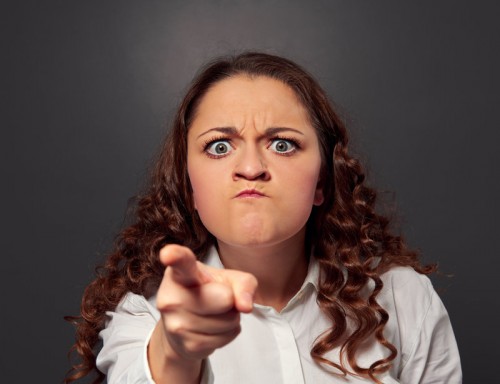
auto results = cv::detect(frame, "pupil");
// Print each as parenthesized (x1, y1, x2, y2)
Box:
(216, 144, 227, 154)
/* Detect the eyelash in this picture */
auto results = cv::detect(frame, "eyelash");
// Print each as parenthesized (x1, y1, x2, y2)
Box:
(202, 135, 302, 158)
(268, 136, 302, 156)
(203, 136, 232, 158)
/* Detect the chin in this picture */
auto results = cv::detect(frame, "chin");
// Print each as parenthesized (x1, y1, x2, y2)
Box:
(221, 235, 275, 249)
(219, 228, 305, 250)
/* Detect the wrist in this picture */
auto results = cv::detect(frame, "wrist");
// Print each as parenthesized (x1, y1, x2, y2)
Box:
(148, 321, 203, 384)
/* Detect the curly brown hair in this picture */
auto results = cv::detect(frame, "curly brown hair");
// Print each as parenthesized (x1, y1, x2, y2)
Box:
(65, 52, 435, 384)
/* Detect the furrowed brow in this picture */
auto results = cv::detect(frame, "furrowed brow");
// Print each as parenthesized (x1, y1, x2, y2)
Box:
(196, 127, 238, 139)
(196, 126, 304, 139)
(264, 127, 304, 136)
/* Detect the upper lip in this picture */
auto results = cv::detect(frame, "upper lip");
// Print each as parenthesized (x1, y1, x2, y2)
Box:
(235, 189, 266, 198)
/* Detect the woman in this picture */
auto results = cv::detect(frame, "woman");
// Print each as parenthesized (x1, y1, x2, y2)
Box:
(66, 52, 461, 383)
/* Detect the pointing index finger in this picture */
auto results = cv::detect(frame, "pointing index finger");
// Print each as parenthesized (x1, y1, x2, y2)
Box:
(159, 245, 212, 287)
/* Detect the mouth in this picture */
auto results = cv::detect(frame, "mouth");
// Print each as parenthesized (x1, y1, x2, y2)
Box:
(235, 189, 266, 198)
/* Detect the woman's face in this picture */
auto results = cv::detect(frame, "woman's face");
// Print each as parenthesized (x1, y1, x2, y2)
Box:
(187, 75, 323, 249)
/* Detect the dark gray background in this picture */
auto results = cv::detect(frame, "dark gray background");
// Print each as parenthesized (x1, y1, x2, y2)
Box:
(2, 1, 498, 382)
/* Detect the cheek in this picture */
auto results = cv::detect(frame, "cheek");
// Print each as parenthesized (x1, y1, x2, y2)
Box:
(189, 176, 228, 239)
(191, 186, 216, 213)
(189, 170, 205, 210)
(188, 162, 222, 214)
(272, 164, 322, 230)
(288, 174, 319, 207)
(285, 160, 322, 202)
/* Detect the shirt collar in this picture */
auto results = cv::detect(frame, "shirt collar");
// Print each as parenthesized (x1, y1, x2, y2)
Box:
(303, 253, 320, 291)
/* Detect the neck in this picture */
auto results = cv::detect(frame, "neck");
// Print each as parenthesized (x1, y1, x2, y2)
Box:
(217, 229, 309, 312)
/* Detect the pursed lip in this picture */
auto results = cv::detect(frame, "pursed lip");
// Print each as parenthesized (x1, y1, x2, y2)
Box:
(235, 189, 266, 198)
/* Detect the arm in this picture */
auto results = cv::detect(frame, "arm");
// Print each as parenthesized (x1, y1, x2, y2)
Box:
(398, 276, 462, 383)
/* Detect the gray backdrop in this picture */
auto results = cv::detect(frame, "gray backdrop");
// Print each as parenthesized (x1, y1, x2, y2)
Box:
(2, 1, 498, 382)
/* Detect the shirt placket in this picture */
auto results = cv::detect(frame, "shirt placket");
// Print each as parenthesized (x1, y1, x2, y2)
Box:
(260, 306, 305, 384)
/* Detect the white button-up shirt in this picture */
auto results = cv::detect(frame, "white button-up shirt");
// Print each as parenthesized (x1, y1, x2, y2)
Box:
(97, 247, 462, 383)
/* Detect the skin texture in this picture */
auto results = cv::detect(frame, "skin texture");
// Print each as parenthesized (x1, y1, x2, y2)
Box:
(149, 76, 324, 383)
(187, 75, 324, 250)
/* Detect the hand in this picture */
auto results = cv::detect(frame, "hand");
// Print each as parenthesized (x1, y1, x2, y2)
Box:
(156, 244, 258, 362)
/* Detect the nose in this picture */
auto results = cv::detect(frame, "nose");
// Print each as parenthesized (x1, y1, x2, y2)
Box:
(233, 146, 270, 181)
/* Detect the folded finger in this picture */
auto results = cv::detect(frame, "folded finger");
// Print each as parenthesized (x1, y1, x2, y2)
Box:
(158, 279, 236, 315)
(168, 326, 242, 360)
(213, 269, 258, 313)
(165, 308, 241, 335)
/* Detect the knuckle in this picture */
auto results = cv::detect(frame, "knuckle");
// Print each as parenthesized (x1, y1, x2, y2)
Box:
(217, 286, 235, 310)
(164, 317, 186, 336)
(156, 292, 180, 311)
(159, 302, 181, 314)
(156, 294, 168, 309)
(185, 339, 215, 357)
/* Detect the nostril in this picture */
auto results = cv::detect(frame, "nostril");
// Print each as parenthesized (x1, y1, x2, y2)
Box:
(233, 168, 270, 181)
(232, 149, 270, 180)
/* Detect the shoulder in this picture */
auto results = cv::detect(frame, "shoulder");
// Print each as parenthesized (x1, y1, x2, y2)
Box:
(378, 266, 434, 306)
(99, 293, 160, 353)
(376, 267, 437, 345)
(109, 292, 160, 322)
(375, 271, 462, 381)
(376, 267, 450, 362)
(359, 267, 462, 381)
(377, 266, 439, 333)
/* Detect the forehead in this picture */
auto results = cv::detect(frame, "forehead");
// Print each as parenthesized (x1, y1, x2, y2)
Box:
(190, 75, 310, 128)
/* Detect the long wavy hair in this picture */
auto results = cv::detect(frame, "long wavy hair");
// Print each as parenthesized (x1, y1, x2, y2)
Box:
(65, 52, 435, 383)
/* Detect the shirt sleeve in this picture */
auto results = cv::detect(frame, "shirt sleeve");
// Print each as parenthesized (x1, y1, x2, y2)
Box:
(96, 293, 159, 383)
(96, 292, 215, 384)
(396, 273, 462, 384)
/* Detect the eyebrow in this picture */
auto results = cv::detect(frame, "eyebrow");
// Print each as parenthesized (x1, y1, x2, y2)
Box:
(196, 126, 305, 139)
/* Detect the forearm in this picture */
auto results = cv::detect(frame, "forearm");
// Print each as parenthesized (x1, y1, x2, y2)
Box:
(147, 321, 203, 384)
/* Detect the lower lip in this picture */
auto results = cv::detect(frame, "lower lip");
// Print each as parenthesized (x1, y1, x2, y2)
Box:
(236, 192, 265, 198)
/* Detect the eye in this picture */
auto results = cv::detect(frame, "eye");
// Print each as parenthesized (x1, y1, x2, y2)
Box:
(205, 140, 233, 157)
(269, 139, 297, 154)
